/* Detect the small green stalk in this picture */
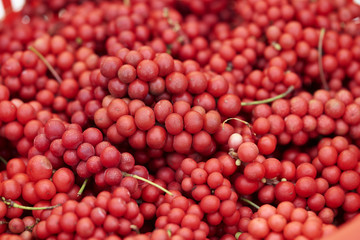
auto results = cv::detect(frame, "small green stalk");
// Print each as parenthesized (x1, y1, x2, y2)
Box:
(241, 85, 294, 106)
(222, 118, 256, 139)
(318, 28, 329, 90)
(122, 172, 173, 196)
(240, 197, 260, 210)
(272, 42, 282, 51)
(77, 178, 89, 197)
(2, 197, 60, 210)
(0, 156, 7, 165)
(130, 225, 140, 234)
(28, 46, 62, 83)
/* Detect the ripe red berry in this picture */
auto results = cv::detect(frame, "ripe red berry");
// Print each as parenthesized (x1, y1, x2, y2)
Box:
(26, 155, 53, 182)
(237, 142, 259, 163)
(217, 94, 241, 117)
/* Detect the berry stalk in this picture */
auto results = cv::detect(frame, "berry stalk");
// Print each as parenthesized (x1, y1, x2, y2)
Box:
(317, 28, 329, 90)
(28, 46, 63, 83)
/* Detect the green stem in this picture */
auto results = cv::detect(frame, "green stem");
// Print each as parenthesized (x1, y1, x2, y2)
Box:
(318, 28, 329, 90)
(226, 63, 233, 72)
(222, 118, 252, 131)
(0, 156, 7, 165)
(75, 37, 83, 45)
(25, 218, 39, 231)
(130, 225, 140, 234)
(241, 85, 294, 106)
(2, 197, 60, 210)
(28, 46, 62, 83)
(123, 172, 173, 196)
(222, 118, 256, 139)
(77, 178, 89, 197)
(272, 42, 282, 51)
(240, 197, 260, 210)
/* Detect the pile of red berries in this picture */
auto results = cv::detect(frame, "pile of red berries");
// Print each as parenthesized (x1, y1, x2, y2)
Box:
(0, 0, 359, 239)
(237, 201, 338, 239)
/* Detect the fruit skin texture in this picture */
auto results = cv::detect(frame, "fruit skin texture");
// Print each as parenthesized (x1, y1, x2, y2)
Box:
(237, 142, 259, 163)
(248, 218, 270, 239)
(3, 1, 360, 239)
(325, 186, 345, 209)
(26, 155, 53, 182)
(165, 72, 188, 95)
(52, 168, 75, 193)
(295, 176, 317, 198)
(234, 175, 259, 195)
(217, 94, 241, 117)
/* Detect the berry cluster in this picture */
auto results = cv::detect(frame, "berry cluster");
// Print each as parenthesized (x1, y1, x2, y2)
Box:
(238, 201, 338, 239)
(179, 157, 239, 230)
(33, 187, 144, 239)
(247, 88, 360, 146)
(0, 0, 359, 239)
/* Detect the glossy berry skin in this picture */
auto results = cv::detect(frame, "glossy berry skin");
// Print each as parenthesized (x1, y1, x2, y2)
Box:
(295, 177, 317, 198)
(237, 142, 259, 163)
(217, 94, 241, 117)
(2, 2, 360, 239)
(26, 155, 53, 182)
